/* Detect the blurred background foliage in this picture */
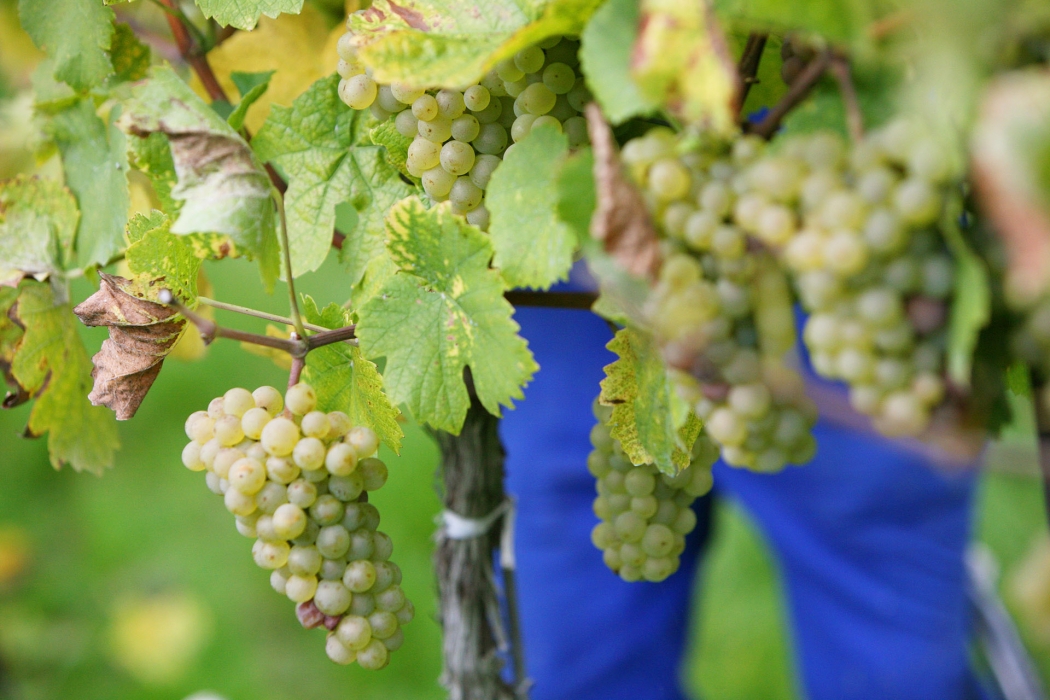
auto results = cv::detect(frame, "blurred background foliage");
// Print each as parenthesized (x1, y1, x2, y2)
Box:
(2, 1, 1050, 699)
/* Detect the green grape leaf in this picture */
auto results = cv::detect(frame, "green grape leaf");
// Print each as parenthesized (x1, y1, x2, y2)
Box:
(12, 281, 120, 473)
(713, 0, 878, 47)
(488, 125, 575, 290)
(108, 22, 151, 85)
(633, 0, 738, 134)
(228, 71, 275, 132)
(580, 0, 657, 124)
(369, 119, 415, 182)
(940, 195, 990, 387)
(46, 98, 130, 269)
(599, 326, 700, 474)
(124, 212, 204, 304)
(195, 0, 305, 30)
(356, 197, 537, 433)
(128, 132, 181, 214)
(119, 66, 279, 289)
(0, 175, 79, 286)
(349, 0, 603, 87)
(300, 296, 403, 454)
(556, 146, 595, 243)
(0, 286, 23, 383)
(18, 0, 115, 92)
(254, 74, 416, 280)
(30, 59, 78, 112)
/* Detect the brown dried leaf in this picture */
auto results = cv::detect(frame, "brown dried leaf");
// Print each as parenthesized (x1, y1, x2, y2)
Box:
(73, 274, 185, 420)
(585, 103, 661, 280)
(971, 71, 1050, 305)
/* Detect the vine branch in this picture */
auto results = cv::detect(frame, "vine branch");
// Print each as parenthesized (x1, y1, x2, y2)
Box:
(158, 290, 357, 358)
(504, 291, 598, 309)
(736, 32, 768, 114)
(747, 48, 832, 139)
(829, 53, 864, 141)
(155, 0, 228, 103)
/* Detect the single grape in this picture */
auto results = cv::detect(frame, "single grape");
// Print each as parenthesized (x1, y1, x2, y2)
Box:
(339, 74, 378, 110)
(440, 140, 476, 176)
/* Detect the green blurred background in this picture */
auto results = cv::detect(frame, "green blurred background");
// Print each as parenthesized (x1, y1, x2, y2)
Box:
(3, 1, 1050, 698)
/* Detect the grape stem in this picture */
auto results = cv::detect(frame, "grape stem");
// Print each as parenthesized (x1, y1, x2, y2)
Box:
(196, 296, 333, 334)
(272, 187, 308, 339)
(287, 342, 305, 393)
(747, 48, 832, 139)
(736, 32, 768, 114)
(829, 54, 865, 141)
(157, 289, 357, 358)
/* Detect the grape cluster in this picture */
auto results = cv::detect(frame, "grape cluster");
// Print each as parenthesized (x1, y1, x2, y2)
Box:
(335, 30, 590, 229)
(181, 382, 413, 669)
(622, 128, 819, 472)
(767, 122, 955, 436)
(588, 402, 718, 582)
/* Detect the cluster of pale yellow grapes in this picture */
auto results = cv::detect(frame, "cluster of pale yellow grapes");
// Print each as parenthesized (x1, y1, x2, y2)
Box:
(588, 402, 719, 582)
(622, 118, 956, 463)
(624, 129, 819, 472)
(181, 382, 412, 668)
(335, 25, 589, 229)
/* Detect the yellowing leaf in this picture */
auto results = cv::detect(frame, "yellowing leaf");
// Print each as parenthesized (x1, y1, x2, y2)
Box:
(194, 6, 341, 133)
(633, 0, 738, 134)
(599, 326, 700, 474)
(12, 281, 120, 473)
(349, 0, 604, 88)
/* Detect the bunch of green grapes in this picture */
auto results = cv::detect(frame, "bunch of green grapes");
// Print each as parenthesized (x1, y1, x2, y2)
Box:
(588, 402, 718, 582)
(767, 122, 956, 437)
(181, 382, 413, 669)
(622, 128, 819, 472)
(335, 30, 590, 230)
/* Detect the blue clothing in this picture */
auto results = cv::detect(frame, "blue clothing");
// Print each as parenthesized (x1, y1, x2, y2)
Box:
(500, 273, 982, 700)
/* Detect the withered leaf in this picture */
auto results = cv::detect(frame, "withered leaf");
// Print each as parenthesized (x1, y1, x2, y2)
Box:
(585, 103, 661, 281)
(971, 71, 1050, 305)
(73, 274, 185, 419)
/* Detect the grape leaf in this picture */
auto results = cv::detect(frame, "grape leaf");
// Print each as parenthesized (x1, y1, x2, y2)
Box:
(127, 132, 180, 214)
(18, 0, 115, 92)
(46, 98, 130, 269)
(356, 197, 537, 434)
(580, 0, 658, 124)
(0, 176, 79, 286)
(193, 5, 342, 134)
(0, 286, 24, 388)
(227, 71, 274, 132)
(971, 71, 1050, 304)
(11, 281, 120, 473)
(254, 74, 416, 282)
(556, 146, 596, 242)
(74, 274, 186, 420)
(195, 0, 305, 30)
(714, 0, 879, 47)
(348, 0, 604, 87)
(633, 0, 738, 134)
(585, 105, 661, 280)
(369, 120, 415, 182)
(124, 212, 204, 304)
(488, 125, 575, 290)
(940, 195, 990, 387)
(599, 326, 700, 475)
(300, 296, 403, 454)
(108, 21, 151, 85)
(119, 66, 280, 289)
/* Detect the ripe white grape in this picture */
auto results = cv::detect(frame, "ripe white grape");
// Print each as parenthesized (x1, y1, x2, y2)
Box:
(450, 177, 484, 213)
(389, 83, 424, 104)
(339, 74, 378, 110)
(326, 633, 357, 665)
(440, 140, 475, 175)
(261, 418, 300, 456)
(181, 379, 411, 666)
(417, 116, 452, 143)
(463, 85, 490, 111)
(436, 89, 465, 119)
(325, 443, 359, 476)
(411, 94, 439, 121)
(451, 114, 480, 142)
(422, 166, 456, 198)
(182, 441, 205, 471)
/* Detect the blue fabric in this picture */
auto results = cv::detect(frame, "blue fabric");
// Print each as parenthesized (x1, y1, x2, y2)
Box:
(500, 268, 983, 700)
